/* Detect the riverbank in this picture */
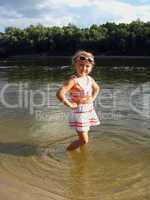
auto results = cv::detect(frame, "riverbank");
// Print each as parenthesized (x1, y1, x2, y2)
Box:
(0, 55, 150, 67)
(1, 55, 150, 60)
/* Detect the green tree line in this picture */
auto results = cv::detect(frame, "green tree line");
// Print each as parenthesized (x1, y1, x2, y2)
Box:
(0, 20, 150, 57)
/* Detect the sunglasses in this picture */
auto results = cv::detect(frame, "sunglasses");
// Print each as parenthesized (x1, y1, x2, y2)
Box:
(76, 56, 94, 64)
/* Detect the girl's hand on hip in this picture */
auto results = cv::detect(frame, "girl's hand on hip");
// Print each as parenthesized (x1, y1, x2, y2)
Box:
(86, 96, 93, 103)
(80, 96, 93, 104)
(70, 102, 78, 109)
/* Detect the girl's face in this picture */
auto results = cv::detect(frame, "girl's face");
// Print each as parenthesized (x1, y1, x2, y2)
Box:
(74, 61, 93, 77)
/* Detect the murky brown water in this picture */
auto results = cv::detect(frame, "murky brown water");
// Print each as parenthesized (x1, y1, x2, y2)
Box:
(0, 63, 150, 200)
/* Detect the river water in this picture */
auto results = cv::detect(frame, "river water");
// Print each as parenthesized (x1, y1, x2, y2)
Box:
(0, 61, 150, 200)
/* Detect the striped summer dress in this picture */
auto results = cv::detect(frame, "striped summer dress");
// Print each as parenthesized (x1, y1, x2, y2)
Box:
(69, 75, 100, 132)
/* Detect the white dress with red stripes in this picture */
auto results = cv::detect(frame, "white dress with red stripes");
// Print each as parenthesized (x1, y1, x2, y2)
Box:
(69, 75, 100, 132)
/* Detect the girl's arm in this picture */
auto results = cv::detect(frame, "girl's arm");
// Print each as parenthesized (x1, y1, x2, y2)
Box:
(56, 79, 77, 108)
(91, 78, 100, 101)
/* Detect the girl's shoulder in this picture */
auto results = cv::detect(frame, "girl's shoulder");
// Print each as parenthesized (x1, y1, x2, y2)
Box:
(69, 74, 77, 80)
(68, 74, 78, 83)
(63, 74, 76, 86)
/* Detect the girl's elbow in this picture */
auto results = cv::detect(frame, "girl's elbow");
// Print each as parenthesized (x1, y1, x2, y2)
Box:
(56, 90, 61, 100)
(97, 85, 100, 93)
(56, 88, 65, 101)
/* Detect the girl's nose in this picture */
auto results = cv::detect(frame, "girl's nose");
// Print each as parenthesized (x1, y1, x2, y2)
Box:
(83, 65, 87, 70)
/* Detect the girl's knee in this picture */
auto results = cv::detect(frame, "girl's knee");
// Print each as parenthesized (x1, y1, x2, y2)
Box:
(78, 132, 88, 145)
(83, 135, 88, 144)
(83, 138, 88, 144)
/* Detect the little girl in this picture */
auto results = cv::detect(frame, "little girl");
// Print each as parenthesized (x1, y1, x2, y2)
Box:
(56, 50, 100, 151)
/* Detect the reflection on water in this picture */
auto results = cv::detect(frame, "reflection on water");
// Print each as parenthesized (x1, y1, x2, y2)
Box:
(1, 64, 150, 83)
(0, 60, 150, 200)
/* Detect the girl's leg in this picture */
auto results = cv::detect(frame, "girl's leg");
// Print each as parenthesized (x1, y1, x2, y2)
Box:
(66, 131, 89, 151)
(77, 131, 89, 145)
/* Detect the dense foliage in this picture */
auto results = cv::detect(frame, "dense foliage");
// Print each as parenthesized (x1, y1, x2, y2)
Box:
(0, 20, 150, 57)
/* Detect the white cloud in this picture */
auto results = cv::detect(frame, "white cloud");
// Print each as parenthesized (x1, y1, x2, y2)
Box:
(0, 4, 76, 29)
(87, 0, 150, 23)
(0, 0, 150, 31)
(0, 6, 22, 19)
(91, 0, 137, 23)
(36, 0, 91, 9)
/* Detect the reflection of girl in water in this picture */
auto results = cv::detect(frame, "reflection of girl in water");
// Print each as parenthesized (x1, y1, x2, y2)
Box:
(56, 50, 100, 151)
(68, 146, 90, 200)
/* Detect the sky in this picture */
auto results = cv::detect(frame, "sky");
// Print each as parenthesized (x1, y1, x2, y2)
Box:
(0, 0, 150, 32)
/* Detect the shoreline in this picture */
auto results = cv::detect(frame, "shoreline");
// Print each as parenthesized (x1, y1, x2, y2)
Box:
(0, 55, 150, 61)
(0, 55, 150, 68)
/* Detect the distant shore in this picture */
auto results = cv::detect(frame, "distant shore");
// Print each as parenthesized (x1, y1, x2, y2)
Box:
(0, 55, 150, 68)
(0, 55, 150, 61)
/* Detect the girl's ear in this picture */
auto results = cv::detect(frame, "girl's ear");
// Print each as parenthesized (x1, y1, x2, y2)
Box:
(72, 62, 77, 68)
(71, 63, 75, 68)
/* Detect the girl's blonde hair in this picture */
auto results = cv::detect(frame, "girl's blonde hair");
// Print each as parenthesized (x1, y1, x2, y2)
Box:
(72, 50, 95, 66)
